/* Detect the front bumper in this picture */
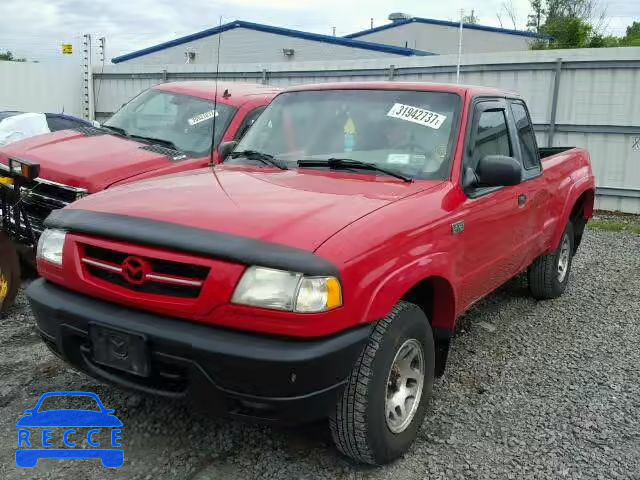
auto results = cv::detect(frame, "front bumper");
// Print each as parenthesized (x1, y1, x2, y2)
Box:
(27, 279, 371, 422)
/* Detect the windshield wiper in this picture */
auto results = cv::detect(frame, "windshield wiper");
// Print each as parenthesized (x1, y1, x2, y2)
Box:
(229, 150, 288, 170)
(128, 134, 180, 151)
(101, 125, 128, 136)
(297, 158, 412, 183)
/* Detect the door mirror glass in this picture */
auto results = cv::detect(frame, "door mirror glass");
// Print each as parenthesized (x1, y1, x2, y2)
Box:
(471, 155, 522, 188)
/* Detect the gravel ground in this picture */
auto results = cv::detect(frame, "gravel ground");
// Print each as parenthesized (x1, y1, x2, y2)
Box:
(1, 226, 639, 480)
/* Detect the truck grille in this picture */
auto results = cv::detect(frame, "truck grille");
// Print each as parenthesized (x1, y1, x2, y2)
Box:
(80, 244, 210, 299)
(20, 181, 86, 236)
(72, 126, 106, 137)
(0, 167, 86, 242)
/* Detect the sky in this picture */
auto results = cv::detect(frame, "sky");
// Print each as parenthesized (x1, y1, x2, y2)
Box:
(0, 0, 637, 63)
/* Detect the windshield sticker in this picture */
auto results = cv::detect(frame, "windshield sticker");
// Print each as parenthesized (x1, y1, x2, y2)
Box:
(387, 103, 447, 129)
(187, 110, 218, 126)
(387, 153, 411, 164)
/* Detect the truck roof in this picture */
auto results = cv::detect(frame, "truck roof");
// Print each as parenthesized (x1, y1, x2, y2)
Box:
(153, 81, 282, 103)
(283, 81, 519, 98)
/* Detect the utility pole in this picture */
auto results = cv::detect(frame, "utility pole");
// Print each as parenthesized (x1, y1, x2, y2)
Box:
(370, 18, 374, 29)
(456, 9, 464, 84)
(82, 34, 94, 120)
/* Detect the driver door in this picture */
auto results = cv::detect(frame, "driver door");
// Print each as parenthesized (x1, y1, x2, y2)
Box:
(456, 99, 531, 310)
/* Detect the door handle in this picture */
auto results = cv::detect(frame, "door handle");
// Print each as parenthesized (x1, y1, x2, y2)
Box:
(518, 194, 528, 207)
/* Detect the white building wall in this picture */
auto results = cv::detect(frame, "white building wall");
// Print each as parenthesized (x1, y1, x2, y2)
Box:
(353, 22, 533, 54)
(119, 28, 407, 65)
(0, 61, 84, 117)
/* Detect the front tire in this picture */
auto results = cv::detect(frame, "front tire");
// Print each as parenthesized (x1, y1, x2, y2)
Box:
(329, 301, 435, 465)
(0, 233, 20, 314)
(528, 221, 574, 300)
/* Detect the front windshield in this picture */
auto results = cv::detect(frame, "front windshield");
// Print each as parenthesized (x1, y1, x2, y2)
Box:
(231, 89, 461, 180)
(104, 89, 236, 156)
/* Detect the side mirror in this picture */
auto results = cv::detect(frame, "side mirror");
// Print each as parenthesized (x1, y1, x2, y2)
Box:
(472, 155, 522, 188)
(218, 141, 238, 161)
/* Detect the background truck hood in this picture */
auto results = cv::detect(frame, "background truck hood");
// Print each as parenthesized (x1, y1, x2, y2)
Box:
(68, 165, 440, 252)
(0, 130, 176, 192)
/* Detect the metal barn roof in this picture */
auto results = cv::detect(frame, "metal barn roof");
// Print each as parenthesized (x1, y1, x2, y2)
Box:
(112, 20, 433, 64)
(345, 17, 543, 40)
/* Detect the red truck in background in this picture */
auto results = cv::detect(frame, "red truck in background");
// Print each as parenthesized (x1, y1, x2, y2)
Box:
(27, 82, 595, 464)
(0, 82, 280, 311)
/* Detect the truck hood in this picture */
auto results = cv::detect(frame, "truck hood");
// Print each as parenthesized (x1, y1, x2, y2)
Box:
(68, 165, 441, 252)
(0, 130, 176, 192)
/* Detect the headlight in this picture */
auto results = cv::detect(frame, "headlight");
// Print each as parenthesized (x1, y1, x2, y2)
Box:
(232, 266, 342, 313)
(36, 229, 67, 266)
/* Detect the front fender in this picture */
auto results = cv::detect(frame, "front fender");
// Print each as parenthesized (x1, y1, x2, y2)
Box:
(361, 251, 457, 331)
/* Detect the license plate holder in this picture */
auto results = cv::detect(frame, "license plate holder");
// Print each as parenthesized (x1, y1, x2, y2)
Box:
(89, 324, 150, 377)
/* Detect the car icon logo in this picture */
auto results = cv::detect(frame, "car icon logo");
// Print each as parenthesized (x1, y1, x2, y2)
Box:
(15, 391, 124, 468)
(108, 334, 129, 359)
(121, 256, 151, 285)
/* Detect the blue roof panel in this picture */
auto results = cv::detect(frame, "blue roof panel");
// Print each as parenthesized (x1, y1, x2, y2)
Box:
(345, 17, 543, 40)
(112, 20, 433, 63)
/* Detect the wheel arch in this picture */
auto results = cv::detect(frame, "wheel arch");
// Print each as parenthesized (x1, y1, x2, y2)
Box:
(363, 261, 458, 377)
(362, 253, 458, 332)
(568, 188, 594, 253)
(550, 181, 595, 252)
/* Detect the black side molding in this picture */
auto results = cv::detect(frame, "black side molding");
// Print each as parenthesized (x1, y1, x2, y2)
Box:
(45, 209, 339, 277)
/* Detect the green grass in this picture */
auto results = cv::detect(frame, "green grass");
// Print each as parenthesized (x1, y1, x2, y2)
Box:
(588, 220, 640, 235)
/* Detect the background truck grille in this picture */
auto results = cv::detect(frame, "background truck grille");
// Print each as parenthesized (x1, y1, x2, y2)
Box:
(81, 244, 210, 299)
(0, 172, 86, 243)
(20, 181, 86, 236)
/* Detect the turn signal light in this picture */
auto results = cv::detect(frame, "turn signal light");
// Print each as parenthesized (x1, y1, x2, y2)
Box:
(9, 157, 40, 181)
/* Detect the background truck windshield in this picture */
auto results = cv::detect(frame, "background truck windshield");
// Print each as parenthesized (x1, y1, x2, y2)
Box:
(104, 89, 236, 156)
(232, 89, 461, 179)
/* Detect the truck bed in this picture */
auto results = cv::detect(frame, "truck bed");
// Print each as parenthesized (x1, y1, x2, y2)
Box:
(539, 147, 575, 159)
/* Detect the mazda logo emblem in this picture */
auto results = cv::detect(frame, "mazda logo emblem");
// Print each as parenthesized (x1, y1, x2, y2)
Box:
(121, 256, 151, 285)
(108, 334, 129, 359)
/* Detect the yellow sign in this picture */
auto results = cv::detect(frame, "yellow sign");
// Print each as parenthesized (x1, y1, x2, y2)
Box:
(0, 176, 14, 186)
(62, 44, 73, 55)
(0, 273, 8, 302)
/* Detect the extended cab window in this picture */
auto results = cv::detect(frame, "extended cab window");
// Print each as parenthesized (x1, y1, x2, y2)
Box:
(510, 101, 540, 170)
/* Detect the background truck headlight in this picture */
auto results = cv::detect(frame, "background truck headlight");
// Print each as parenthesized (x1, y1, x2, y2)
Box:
(36, 229, 67, 266)
(232, 266, 342, 313)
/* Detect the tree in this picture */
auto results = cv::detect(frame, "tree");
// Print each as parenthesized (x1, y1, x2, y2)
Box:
(542, 16, 593, 48)
(462, 10, 479, 24)
(500, 0, 520, 29)
(0, 50, 26, 62)
(620, 21, 640, 46)
(527, 0, 545, 32)
(527, 0, 610, 49)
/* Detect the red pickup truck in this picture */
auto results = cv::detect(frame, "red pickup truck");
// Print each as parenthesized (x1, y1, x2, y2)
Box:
(27, 82, 595, 464)
(0, 82, 279, 311)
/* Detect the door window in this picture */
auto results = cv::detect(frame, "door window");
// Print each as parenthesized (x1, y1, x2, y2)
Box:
(465, 108, 512, 173)
(476, 110, 512, 158)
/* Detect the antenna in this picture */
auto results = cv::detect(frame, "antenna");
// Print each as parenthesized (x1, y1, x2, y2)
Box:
(209, 16, 223, 168)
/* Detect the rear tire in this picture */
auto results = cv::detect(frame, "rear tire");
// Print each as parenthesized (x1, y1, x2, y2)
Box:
(329, 301, 435, 465)
(528, 221, 574, 300)
(0, 232, 20, 314)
